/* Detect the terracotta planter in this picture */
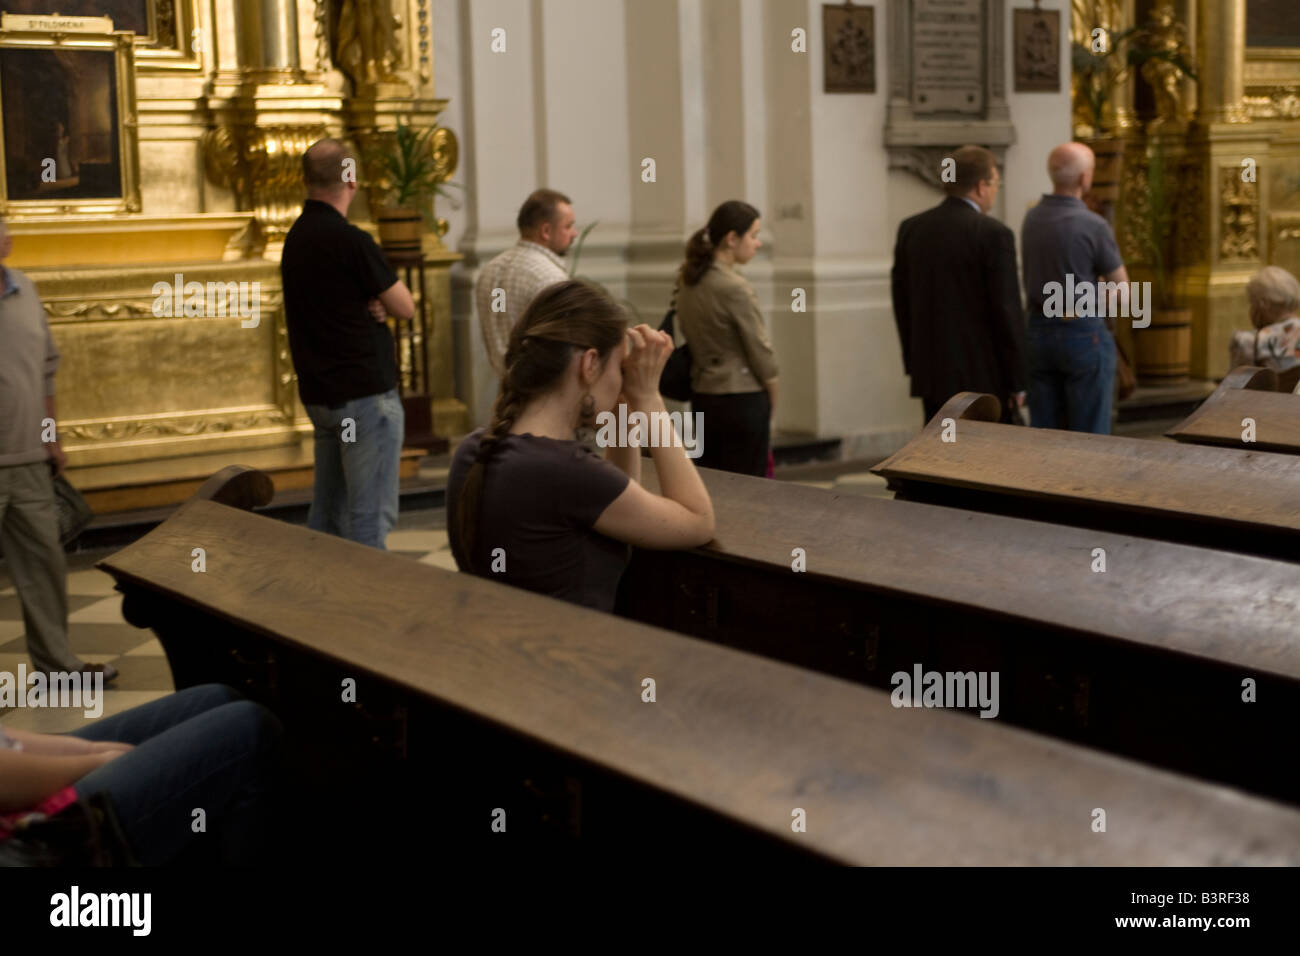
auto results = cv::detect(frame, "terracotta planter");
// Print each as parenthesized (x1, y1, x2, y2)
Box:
(1134, 308, 1191, 384)
(1086, 137, 1125, 203)
(375, 205, 423, 254)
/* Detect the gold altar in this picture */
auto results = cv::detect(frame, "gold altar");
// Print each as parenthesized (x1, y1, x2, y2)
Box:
(0, 0, 464, 508)
(1072, 1, 1300, 379)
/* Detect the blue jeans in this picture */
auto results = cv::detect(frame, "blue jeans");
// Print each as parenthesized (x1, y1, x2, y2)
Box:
(1027, 315, 1117, 434)
(69, 684, 282, 866)
(304, 388, 404, 549)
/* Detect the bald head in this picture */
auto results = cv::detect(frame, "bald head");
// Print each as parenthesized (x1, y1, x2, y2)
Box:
(1048, 143, 1095, 194)
(302, 139, 355, 196)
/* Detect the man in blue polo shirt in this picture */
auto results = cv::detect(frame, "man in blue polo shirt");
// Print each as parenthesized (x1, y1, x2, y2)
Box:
(0, 216, 115, 683)
(1021, 142, 1130, 434)
(281, 139, 416, 549)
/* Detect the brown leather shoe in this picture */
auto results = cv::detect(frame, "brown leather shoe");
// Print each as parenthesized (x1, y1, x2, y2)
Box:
(79, 662, 119, 685)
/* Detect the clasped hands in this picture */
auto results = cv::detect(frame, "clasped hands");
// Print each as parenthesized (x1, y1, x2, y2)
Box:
(617, 324, 674, 407)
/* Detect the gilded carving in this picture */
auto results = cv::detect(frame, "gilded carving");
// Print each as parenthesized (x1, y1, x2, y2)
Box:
(64, 409, 295, 442)
(1118, 160, 1147, 264)
(416, 0, 430, 85)
(1139, 3, 1192, 131)
(314, 0, 331, 73)
(1243, 88, 1300, 121)
(1174, 161, 1205, 268)
(1117, 151, 1205, 269)
(45, 301, 153, 320)
(334, 0, 404, 89)
(1220, 167, 1260, 262)
(155, 0, 176, 47)
(202, 125, 327, 248)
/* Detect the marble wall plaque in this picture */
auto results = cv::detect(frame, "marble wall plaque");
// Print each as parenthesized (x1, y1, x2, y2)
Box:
(912, 0, 984, 114)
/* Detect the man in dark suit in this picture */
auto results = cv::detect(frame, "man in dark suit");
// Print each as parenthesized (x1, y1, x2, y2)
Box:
(891, 145, 1027, 425)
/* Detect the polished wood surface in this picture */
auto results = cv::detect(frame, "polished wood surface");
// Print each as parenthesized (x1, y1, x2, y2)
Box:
(629, 458, 1300, 802)
(870, 391, 1300, 559)
(97, 485, 1300, 864)
(1168, 366, 1300, 454)
(637, 460, 1300, 680)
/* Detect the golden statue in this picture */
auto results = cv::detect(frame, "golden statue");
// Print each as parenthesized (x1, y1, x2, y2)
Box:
(1140, 3, 1192, 130)
(335, 0, 404, 88)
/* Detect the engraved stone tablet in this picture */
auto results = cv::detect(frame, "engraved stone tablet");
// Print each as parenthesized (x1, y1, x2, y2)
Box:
(913, 0, 984, 113)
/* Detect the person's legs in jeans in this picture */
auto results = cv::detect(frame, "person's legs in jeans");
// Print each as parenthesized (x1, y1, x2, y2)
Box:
(69, 684, 283, 865)
(339, 389, 404, 549)
(1028, 320, 1066, 429)
(0, 462, 82, 673)
(1063, 320, 1116, 434)
(305, 402, 349, 537)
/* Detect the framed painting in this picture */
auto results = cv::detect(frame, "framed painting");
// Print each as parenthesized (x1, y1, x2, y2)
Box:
(823, 3, 875, 93)
(1, 0, 151, 36)
(0, 18, 140, 215)
(0, 1, 199, 69)
(1013, 7, 1060, 93)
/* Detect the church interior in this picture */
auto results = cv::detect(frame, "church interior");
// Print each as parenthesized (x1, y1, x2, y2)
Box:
(2, 0, 1300, 883)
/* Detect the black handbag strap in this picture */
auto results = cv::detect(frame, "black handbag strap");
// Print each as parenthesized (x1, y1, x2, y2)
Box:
(660, 279, 682, 337)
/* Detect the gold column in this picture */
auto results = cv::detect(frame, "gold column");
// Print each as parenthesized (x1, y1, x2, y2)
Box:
(1196, 0, 1249, 124)
(234, 0, 304, 81)
(1175, 0, 1264, 378)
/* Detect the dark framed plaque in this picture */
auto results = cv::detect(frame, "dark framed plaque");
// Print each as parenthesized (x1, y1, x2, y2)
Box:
(823, 3, 875, 93)
(1013, 7, 1059, 92)
(884, 0, 1015, 191)
(912, 0, 983, 113)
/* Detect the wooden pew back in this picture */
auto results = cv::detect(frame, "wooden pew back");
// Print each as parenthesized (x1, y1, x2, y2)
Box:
(624, 457, 1300, 803)
(870, 392, 1300, 561)
(1168, 366, 1300, 454)
(96, 470, 1300, 864)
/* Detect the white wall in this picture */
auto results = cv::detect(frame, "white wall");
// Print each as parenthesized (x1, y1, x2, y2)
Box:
(437, 0, 1072, 445)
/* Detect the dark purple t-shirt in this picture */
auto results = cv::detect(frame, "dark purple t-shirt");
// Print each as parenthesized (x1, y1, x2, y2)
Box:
(447, 430, 631, 612)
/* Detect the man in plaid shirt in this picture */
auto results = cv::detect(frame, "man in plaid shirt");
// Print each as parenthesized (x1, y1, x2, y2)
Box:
(475, 189, 578, 376)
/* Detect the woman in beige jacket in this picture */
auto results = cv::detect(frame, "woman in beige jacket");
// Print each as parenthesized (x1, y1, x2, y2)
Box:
(675, 201, 780, 476)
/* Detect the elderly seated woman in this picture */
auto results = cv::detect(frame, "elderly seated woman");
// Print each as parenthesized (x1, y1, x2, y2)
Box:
(1229, 265, 1300, 371)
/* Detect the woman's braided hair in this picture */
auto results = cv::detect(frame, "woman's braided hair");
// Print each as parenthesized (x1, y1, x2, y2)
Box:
(454, 279, 627, 573)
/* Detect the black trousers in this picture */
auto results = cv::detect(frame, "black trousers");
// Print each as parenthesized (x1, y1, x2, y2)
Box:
(691, 390, 771, 477)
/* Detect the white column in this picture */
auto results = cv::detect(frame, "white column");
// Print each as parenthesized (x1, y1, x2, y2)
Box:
(449, 0, 541, 425)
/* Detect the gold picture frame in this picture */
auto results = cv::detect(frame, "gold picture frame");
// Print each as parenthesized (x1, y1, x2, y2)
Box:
(0, 18, 141, 216)
(0, 1, 200, 70)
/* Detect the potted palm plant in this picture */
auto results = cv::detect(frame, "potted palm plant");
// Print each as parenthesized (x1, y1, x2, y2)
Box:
(1071, 25, 1144, 201)
(1125, 139, 1191, 384)
(366, 116, 460, 253)
(1071, 14, 1196, 207)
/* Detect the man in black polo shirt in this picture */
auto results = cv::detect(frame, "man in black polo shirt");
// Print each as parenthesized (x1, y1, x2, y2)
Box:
(281, 138, 415, 549)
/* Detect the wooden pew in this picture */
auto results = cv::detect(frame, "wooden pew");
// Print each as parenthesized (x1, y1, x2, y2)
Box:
(868, 392, 1300, 562)
(95, 467, 1300, 865)
(621, 457, 1300, 805)
(1167, 366, 1300, 454)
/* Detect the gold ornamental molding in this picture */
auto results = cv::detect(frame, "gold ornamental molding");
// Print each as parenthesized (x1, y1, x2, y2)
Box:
(1220, 167, 1260, 262)
(64, 407, 296, 442)
(1243, 88, 1300, 121)
(46, 300, 153, 320)
(202, 123, 327, 251)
